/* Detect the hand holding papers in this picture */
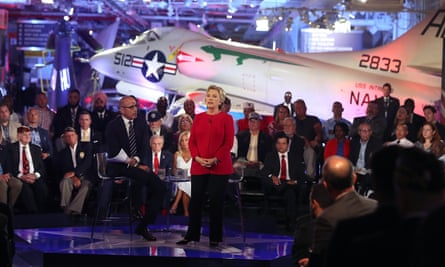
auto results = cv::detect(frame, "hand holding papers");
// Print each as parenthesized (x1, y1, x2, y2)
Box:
(108, 149, 130, 163)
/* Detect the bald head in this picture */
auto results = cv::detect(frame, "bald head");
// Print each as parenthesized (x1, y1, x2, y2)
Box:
(322, 155, 354, 191)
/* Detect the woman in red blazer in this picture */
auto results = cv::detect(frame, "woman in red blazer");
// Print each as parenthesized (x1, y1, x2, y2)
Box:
(177, 85, 234, 247)
(323, 122, 351, 160)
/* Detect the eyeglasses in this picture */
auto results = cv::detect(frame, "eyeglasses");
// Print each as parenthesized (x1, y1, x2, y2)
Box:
(122, 105, 137, 109)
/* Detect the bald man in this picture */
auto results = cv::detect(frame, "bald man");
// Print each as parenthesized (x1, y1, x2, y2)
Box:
(308, 155, 377, 267)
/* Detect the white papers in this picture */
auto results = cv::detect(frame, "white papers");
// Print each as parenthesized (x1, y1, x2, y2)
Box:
(107, 149, 130, 163)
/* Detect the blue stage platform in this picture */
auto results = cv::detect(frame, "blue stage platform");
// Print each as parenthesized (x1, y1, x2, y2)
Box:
(12, 214, 294, 267)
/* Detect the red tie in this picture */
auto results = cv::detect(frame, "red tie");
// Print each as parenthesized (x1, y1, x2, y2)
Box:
(22, 146, 30, 175)
(154, 153, 159, 175)
(280, 154, 287, 180)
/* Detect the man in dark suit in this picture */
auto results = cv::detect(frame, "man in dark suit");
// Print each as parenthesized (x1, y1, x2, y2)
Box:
(308, 155, 377, 267)
(57, 127, 94, 215)
(375, 83, 400, 141)
(105, 95, 165, 242)
(77, 110, 104, 154)
(8, 126, 48, 213)
(51, 89, 87, 151)
(348, 121, 383, 196)
(261, 132, 306, 231)
(143, 135, 174, 175)
(90, 91, 117, 141)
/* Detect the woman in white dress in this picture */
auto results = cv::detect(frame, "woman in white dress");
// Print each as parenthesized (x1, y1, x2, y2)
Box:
(170, 131, 192, 216)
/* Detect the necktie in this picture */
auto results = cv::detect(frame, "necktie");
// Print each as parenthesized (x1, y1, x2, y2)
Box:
(22, 146, 30, 175)
(82, 130, 88, 142)
(71, 108, 76, 127)
(154, 153, 159, 175)
(128, 121, 137, 157)
(280, 154, 287, 180)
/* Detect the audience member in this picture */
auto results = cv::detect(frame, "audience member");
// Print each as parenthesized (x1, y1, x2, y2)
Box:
(170, 131, 192, 216)
(57, 127, 94, 215)
(348, 121, 382, 195)
(9, 126, 48, 213)
(384, 123, 414, 147)
(156, 96, 174, 129)
(274, 91, 294, 118)
(322, 101, 352, 142)
(51, 89, 87, 151)
(308, 155, 377, 267)
(177, 85, 234, 247)
(268, 104, 290, 137)
(90, 91, 117, 140)
(30, 92, 55, 133)
(146, 110, 173, 151)
(324, 145, 403, 267)
(261, 132, 307, 232)
(236, 111, 273, 179)
(2, 95, 22, 124)
(375, 83, 400, 140)
(414, 121, 442, 153)
(422, 105, 445, 140)
(0, 145, 22, 208)
(171, 98, 195, 133)
(237, 102, 256, 133)
(142, 135, 173, 176)
(170, 113, 193, 153)
(350, 100, 387, 142)
(404, 98, 425, 137)
(0, 102, 21, 145)
(323, 122, 350, 160)
(105, 95, 165, 242)
(387, 105, 418, 142)
(292, 183, 333, 267)
(77, 110, 103, 153)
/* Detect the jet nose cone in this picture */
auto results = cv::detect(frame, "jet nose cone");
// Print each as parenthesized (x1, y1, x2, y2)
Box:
(89, 52, 108, 72)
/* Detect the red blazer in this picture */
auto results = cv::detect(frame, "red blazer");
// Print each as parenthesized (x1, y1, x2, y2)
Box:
(323, 138, 350, 160)
(189, 112, 234, 175)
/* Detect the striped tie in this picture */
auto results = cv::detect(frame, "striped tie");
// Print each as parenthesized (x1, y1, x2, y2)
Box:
(128, 120, 137, 157)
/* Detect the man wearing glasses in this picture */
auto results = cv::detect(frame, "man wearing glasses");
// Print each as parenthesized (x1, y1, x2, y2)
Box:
(105, 95, 166, 242)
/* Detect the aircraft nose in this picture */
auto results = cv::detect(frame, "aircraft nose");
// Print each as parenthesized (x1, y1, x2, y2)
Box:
(89, 52, 111, 75)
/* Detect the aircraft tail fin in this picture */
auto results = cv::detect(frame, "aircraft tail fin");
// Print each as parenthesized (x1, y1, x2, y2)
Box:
(302, 10, 444, 78)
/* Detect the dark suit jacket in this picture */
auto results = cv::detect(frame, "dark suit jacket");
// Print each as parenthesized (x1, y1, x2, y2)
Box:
(51, 105, 87, 139)
(7, 142, 46, 179)
(105, 115, 149, 166)
(324, 205, 405, 267)
(348, 136, 382, 170)
(0, 145, 8, 174)
(262, 150, 306, 183)
(309, 191, 377, 267)
(76, 127, 104, 154)
(91, 109, 118, 135)
(236, 130, 273, 163)
(143, 149, 174, 175)
(56, 142, 94, 181)
(376, 96, 399, 122)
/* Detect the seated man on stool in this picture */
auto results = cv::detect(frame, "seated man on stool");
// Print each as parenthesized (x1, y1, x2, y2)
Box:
(57, 127, 94, 215)
(261, 132, 307, 232)
(105, 96, 166, 242)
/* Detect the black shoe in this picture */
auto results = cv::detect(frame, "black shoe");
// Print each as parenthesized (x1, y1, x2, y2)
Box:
(135, 226, 157, 241)
(176, 239, 196, 245)
(209, 241, 219, 248)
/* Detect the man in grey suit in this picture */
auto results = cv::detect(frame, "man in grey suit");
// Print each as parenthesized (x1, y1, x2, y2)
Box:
(308, 155, 377, 267)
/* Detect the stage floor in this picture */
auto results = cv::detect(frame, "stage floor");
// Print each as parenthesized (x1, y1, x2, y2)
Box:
(12, 215, 294, 267)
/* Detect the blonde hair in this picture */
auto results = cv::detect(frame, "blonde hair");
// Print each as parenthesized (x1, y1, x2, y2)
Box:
(207, 84, 226, 108)
(178, 114, 193, 132)
(177, 130, 191, 155)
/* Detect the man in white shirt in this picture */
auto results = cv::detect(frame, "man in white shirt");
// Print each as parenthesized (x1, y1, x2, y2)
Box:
(384, 123, 414, 148)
